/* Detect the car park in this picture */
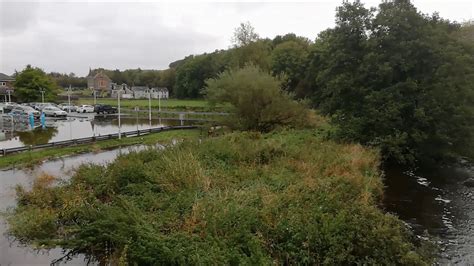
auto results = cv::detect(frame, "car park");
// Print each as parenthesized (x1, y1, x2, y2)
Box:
(77, 105, 95, 113)
(42, 106, 68, 117)
(94, 104, 117, 114)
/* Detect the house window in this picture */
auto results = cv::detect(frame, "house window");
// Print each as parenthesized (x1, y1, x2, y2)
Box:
(99, 80, 105, 87)
(0, 82, 5, 86)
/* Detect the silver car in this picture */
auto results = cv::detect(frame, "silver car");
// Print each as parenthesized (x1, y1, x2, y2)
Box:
(42, 106, 68, 117)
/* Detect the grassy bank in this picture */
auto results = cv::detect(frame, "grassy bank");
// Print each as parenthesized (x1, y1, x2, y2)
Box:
(7, 129, 432, 264)
(0, 129, 201, 169)
(77, 98, 227, 112)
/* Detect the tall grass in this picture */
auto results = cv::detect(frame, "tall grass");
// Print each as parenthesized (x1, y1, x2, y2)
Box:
(7, 129, 433, 264)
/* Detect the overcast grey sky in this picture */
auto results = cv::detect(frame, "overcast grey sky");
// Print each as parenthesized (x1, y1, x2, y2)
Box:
(0, 0, 472, 76)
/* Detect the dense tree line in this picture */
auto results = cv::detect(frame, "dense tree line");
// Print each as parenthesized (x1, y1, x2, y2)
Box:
(306, 0, 474, 164)
(173, 1, 473, 164)
(171, 25, 313, 99)
(48, 72, 87, 89)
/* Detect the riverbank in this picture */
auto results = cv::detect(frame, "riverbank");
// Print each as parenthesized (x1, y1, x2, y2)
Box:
(6, 129, 433, 264)
(0, 129, 201, 169)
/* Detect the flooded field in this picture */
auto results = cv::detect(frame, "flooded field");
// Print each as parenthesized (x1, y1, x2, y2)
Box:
(0, 116, 188, 149)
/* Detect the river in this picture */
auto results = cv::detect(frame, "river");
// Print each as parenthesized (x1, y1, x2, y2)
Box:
(384, 162, 474, 264)
(1, 149, 473, 264)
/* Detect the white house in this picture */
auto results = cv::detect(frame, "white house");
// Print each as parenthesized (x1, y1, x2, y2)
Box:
(111, 85, 169, 99)
(130, 86, 169, 99)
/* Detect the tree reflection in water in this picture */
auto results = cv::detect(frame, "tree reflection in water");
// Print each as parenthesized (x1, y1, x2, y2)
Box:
(16, 127, 58, 146)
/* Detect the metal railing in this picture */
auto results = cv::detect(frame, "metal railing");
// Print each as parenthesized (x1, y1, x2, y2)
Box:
(0, 125, 198, 156)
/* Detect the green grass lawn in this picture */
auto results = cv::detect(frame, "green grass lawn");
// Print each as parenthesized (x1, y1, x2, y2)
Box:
(0, 129, 201, 169)
(76, 98, 225, 111)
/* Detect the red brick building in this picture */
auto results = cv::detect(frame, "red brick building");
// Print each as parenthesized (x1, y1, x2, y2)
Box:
(86, 70, 112, 96)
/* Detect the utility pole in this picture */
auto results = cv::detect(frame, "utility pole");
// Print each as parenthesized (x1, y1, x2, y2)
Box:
(158, 91, 161, 112)
(68, 85, 72, 113)
(7, 90, 11, 103)
(148, 88, 152, 128)
(117, 89, 121, 139)
(93, 90, 97, 105)
(40, 88, 45, 103)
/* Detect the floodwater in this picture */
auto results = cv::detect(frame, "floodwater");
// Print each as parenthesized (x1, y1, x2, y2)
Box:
(0, 145, 163, 265)
(0, 116, 186, 149)
(384, 162, 474, 264)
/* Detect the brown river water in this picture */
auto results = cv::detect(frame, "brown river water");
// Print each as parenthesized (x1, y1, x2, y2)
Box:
(0, 146, 472, 264)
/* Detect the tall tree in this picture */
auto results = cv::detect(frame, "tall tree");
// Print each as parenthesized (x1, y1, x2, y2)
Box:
(14, 65, 60, 102)
(271, 40, 310, 94)
(307, 0, 474, 164)
(231, 22, 259, 47)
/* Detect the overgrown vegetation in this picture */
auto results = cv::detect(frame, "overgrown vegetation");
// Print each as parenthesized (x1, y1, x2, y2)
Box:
(7, 130, 433, 264)
(204, 65, 313, 132)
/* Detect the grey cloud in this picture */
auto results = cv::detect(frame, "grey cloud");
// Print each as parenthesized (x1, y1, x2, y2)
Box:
(0, 1, 472, 76)
(0, 2, 39, 36)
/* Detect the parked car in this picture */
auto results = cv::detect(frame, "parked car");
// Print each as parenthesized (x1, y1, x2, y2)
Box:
(42, 106, 67, 117)
(94, 104, 117, 114)
(59, 103, 77, 112)
(34, 102, 59, 111)
(77, 105, 95, 113)
(10, 106, 40, 118)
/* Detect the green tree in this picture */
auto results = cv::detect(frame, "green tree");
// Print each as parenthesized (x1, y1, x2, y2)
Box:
(231, 21, 259, 47)
(271, 40, 310, 94)
(14, 65, 60, 102)
(204, 65, 310, 132)
(307, 0, 474, 164)
(229, 39, 272, 71)
(174, 51, 229, 98)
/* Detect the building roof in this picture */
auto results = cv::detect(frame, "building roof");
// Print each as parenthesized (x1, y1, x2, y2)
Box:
(0, 73, 14, 81)
(94, 72, 111, 80)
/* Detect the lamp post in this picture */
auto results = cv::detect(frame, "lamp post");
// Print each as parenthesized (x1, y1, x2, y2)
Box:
(7, 90, 12, 103)
(148, 88, 152, 128)
(117, 89, 121, 139)
(93, 90, 97, 105)
(67, 85, 72, 113)
(40, 88, 45, 103)
(158, 91, 161, 112)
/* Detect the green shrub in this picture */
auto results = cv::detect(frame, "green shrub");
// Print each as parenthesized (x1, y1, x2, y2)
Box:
(204, 65, 314, 132)
(7, 130, 433, 265)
